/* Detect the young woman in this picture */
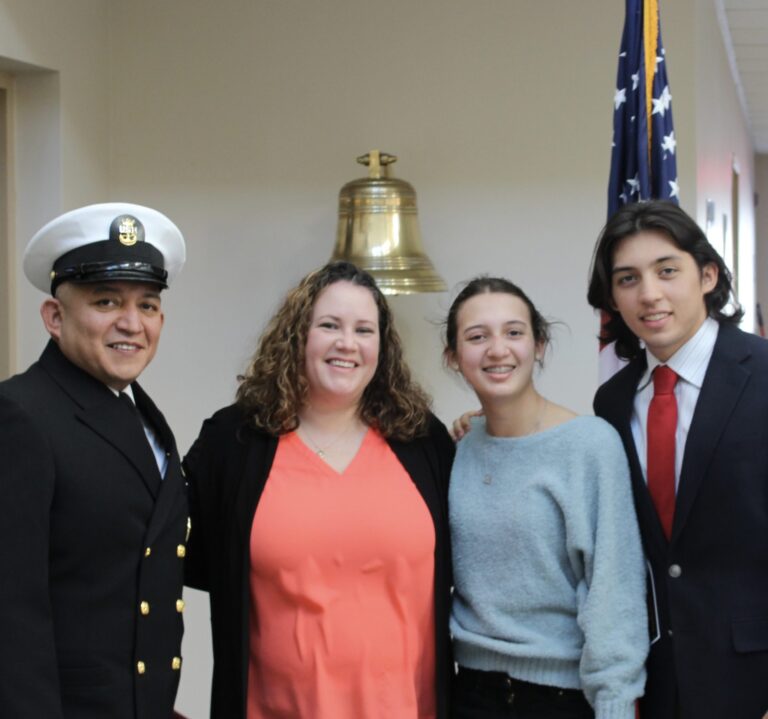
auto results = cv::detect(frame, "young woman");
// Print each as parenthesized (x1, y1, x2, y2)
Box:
(184, 261, 454, 719)
(444, 277, 648, 719)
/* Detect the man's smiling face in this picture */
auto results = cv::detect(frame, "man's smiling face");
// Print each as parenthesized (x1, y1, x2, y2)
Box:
(610, 230, 717, 362)
(43, 281, 165, 391)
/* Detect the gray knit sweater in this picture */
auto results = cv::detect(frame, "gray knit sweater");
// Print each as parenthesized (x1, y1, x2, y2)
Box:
(450, 415, 648, 719)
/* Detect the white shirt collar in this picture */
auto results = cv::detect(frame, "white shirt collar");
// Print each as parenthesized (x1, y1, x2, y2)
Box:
(637, 317, 719, 391)
(108, 384, 136, 403)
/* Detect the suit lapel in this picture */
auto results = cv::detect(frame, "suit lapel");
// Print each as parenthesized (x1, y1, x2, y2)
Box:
(133, 382, 175, 458)
(132, 383, 182, 538)
(39, 341, 162, 498)
(672, 324, 751, 541)
(77, 399, 162, 497)
(601, 357, 644, 469)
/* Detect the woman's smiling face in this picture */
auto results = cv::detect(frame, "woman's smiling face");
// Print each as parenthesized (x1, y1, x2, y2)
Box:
(451, 291, 541, 406)
(303, 280, 380, 410)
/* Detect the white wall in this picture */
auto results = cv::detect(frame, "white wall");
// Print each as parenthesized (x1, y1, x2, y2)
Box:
(1, 0, 761, 716)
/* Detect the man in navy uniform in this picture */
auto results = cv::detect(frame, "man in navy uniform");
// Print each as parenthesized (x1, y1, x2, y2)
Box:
(0, 203, 188, 719)
(587, 200, 768, 718)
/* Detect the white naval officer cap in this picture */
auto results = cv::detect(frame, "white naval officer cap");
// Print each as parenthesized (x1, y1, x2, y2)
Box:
(23, 202, 186, 295)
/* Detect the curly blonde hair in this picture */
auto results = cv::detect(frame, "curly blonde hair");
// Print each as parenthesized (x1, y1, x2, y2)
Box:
(236, 261, 432, 440)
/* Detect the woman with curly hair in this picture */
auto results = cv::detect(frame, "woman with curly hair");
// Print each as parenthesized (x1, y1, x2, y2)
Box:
(184, 261, 455, 719)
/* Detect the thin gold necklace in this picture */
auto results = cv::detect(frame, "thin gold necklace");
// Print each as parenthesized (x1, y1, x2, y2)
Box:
(299, 422, 360, 458)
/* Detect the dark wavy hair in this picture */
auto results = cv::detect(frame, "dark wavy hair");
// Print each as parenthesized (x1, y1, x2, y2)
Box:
(236, 261, 431, 439)
(443, 276, 551, 364)
(587, 200, 742, 361)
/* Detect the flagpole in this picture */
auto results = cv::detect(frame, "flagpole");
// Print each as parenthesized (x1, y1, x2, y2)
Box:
(600, 0, 679, 386)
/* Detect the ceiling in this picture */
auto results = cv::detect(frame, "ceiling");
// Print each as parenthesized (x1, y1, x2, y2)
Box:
(722, 0, 768, 153)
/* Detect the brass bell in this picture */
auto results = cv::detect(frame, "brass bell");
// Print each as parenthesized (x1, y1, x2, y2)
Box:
(331, 151, 446, 295)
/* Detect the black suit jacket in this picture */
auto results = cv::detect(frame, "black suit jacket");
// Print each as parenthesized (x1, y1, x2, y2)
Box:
(183, 403, 455, 719)
(0, 341, 187, 719)
(594, 323, 768, 719)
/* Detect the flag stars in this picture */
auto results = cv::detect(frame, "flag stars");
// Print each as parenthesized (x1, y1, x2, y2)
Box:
(661, 131, 676, 156)
(652, 86, 672, 116)
(609, 12, 677, 215)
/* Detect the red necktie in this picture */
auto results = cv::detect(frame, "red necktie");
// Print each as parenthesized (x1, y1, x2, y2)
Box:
(647, 366, 678, 539)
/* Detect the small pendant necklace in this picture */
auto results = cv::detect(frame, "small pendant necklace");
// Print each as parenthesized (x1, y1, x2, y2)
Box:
(300, 422, 358, 458)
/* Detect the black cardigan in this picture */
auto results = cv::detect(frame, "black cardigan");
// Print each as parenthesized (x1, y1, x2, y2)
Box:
(184, 403, 455, 719)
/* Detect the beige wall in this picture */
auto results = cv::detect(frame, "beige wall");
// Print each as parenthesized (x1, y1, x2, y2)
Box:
(103, 7, 629, 707)
(0, 0, 761, 715)
(694, 0, 757, 329)
(0, 0, 111, 364)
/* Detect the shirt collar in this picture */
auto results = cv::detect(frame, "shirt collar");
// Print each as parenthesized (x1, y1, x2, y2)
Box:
(108, 384, 136, 402)
(637, 317, 719, 392)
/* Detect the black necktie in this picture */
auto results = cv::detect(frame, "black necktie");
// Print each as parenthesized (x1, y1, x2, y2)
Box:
(120, 392, 167, 472)
(118, 391, 162, 493)
(119, 391, 144, 426)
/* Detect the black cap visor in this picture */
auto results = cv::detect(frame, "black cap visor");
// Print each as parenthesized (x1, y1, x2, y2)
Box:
(51, 261, 168, 293)
(50, 239, 168, 293)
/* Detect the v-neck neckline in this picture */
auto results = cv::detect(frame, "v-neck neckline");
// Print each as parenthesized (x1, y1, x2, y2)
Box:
(290, 427, 371, 476)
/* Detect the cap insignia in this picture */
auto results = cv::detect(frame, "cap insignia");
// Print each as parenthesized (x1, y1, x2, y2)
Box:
(118, 216, 138, 246)
(110, 214, 145, 247)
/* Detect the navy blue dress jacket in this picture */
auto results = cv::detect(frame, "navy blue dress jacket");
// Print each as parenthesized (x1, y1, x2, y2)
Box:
(594, 323, 768, 718)
(0, 341, 187, 719)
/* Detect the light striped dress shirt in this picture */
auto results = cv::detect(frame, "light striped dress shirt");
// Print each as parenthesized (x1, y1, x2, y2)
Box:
(631, 317, 719, 491)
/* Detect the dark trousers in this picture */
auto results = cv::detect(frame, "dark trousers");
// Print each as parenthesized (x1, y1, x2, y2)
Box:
(451, 666, 595, 719)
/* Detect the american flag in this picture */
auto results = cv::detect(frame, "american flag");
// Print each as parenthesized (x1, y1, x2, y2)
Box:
(600, 0, 678, 382)
(608, 0, 678, 216)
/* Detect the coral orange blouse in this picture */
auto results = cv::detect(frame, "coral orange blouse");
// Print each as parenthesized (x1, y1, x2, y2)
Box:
(247, 429, 436, 719)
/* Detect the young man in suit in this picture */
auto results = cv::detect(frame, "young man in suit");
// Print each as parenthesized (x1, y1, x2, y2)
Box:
(587, 200, 768, 719)
(0, 204, 189, 719)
